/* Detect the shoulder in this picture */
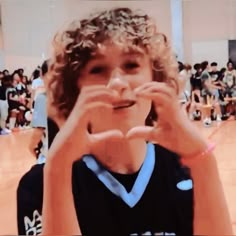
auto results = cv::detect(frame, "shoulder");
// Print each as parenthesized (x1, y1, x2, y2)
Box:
(154, 144, 192, 181)
(7, 88, 14, 93)
(32, 78, 43, 87)
(18, 161, 87, 192)
(72, 159, 92, 181)
(31, 79, 37, 86)
(18, 164, 44, 197)
(201, 71, 210, 79)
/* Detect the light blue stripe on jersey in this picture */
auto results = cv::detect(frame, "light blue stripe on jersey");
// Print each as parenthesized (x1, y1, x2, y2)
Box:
(82, 142, 155, 208)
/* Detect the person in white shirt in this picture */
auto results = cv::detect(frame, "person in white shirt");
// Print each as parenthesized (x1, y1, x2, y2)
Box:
(29, 62, 48, 161)
(30, 68, 44, 109)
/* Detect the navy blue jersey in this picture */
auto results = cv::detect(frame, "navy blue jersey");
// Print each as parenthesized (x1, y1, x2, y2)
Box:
(17, 143, 193, 236)
(190, 73, 202, 91)
(7, 88, 21, 110)
(0, 85, 7, 100)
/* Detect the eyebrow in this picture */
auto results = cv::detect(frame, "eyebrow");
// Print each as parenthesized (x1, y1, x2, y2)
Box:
(90, 54, 106, 61)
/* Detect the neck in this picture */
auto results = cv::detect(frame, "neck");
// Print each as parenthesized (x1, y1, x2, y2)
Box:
(92, 139, 147, 174)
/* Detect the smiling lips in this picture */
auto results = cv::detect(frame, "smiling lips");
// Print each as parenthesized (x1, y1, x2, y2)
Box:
(113, 100, 136, 110)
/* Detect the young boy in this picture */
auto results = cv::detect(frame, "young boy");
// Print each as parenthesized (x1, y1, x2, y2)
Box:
(200, 61, 222, 126)
(17, 7, 232, 236)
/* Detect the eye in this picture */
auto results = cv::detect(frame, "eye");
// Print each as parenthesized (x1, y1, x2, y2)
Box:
(124, 62, 140, 70)
(89, 66, 106, 74)
(89, 66, 105, 74)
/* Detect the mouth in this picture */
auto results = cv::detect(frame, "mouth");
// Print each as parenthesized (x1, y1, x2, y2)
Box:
(113, 100, 136, 110)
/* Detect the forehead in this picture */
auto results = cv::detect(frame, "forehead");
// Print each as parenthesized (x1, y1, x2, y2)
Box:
(89, 43, 147, 61)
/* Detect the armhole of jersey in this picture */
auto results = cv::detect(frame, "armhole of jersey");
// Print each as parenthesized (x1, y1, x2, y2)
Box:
(17, 164, 44, 235)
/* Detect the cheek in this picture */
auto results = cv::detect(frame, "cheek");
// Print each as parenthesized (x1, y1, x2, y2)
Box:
(77, 77, 108, 89)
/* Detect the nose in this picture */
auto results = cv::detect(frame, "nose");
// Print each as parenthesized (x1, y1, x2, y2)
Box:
(107, 71, 129, 95)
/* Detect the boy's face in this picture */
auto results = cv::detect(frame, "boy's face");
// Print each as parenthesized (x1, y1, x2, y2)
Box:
(211, 66, 217, 72)
(13, 74, 20, 82)
(197, 68, 202, 73)
(228, 63, 233, 70)
(78, 43, 153, 134)
(13, 78, 18, 87)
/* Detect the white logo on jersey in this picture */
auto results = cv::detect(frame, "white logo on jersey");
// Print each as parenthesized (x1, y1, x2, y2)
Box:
(176, 179, 193, 191)
(24, 210, 42, 235)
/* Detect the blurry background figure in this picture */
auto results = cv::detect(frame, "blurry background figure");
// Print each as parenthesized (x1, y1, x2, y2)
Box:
(30, 67, 44, 110)
(5, 74, 30, 131)
(3, 69, 9, 77)
(29, 61, 48, 163)
(189, 63, 203, 121)
(178, 62, 192, 102)
(223, 61, 236, 98)
(0, 75, 11, 135)
(178, 62, 192, 116)
(200, 61, 222, 126)
(0, 71, 4, 86)
(222, 61, 236, 118)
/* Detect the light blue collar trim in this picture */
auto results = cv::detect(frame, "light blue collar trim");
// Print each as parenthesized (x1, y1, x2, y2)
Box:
(82, 142, 155, 208)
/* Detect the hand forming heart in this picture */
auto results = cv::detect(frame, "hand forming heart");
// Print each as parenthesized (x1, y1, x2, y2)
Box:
(48, 83, 207, 166)
(126, 82, 208, 158)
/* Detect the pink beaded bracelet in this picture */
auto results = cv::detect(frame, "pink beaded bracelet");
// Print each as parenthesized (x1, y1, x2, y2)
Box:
(181, 142, 216, 166)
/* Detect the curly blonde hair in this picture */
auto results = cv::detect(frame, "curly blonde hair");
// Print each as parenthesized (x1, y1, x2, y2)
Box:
(47, 7, 179, 119)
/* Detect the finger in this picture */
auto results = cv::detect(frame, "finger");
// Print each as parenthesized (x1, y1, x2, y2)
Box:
(126, 125, 173, 149)
(136, 85, 173, 99)
(134, 82, 174, 97)
(90, 129, 124, 148)
(134, 82, 163, 92)
(135, 91, 171, 107)
(71, 102, 113, 126)
(82, 90, 119, 104)
(126, 126, 157, 142)
(74, 90, 118, 114)
(136, 91, 182, 127)
(82, 85, 121, 97)
(80, 86, 119, 101)
(81, 85, 112, 92)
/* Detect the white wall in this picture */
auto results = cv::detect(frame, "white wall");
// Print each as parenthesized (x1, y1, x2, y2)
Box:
(1, 0, 236, 72)
(62, 0, 171, 36)
(183, 0, 236, 65)
(0, 0, 172, 75)
(192, 40, 229, 69)
(0, 25, 4, 69)
(0, 0, 67, 74)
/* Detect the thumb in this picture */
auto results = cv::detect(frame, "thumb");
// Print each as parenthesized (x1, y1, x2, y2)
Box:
(126, 125, 170, 147)
(126, 126, 157, 142)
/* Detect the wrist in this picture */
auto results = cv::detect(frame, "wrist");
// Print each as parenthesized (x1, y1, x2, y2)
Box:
(45, 150, 75, 175)
(180, 142, 216, 166)
(174, 117, 209, 157)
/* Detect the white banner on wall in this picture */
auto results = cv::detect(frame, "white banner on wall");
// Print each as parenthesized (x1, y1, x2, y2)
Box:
(192, 40, 229, 69)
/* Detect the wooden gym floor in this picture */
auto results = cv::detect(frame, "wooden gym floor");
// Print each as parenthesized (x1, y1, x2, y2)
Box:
(0, 119, 236, 235)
